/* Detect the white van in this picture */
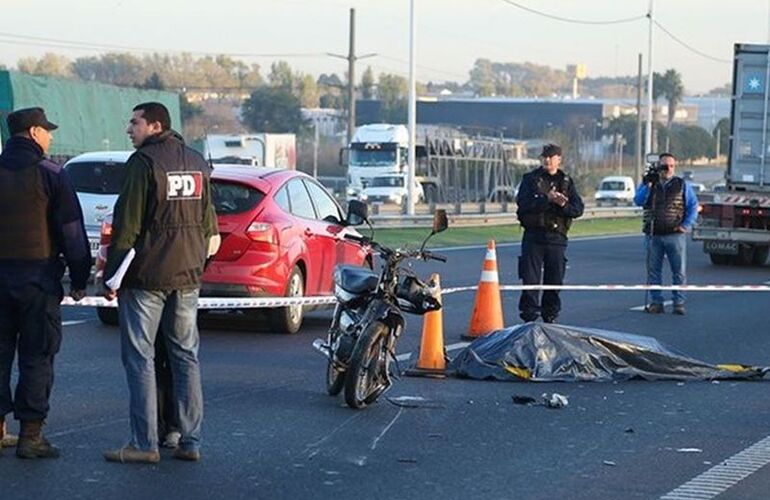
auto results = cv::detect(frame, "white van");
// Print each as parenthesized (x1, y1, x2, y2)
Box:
(360, 174, 424, 206)
(595, 176, 636, 207)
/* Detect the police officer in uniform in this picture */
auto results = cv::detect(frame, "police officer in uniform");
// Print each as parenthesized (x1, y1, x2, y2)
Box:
(516, 144, 584, 323)
(0, 107, 90, 458)
(102, 102, 219, 464)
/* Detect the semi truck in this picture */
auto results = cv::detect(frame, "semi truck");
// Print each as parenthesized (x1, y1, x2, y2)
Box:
(200, 133, 296, 169)
(693, 43, 770, 266)
(343, 123, 517, 204)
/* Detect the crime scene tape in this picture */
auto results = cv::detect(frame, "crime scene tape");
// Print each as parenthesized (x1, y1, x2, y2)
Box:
(61, 283, 770, 309)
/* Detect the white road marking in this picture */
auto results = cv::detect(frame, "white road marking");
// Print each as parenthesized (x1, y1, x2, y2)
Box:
(62, 320, 89, 326)
(660, 434, 770, 499)
(370, 407, 404, 451)
(630, 300, 673, 311)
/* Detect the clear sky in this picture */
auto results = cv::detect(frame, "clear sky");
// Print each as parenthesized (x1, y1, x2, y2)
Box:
(1, 0, 767, 94)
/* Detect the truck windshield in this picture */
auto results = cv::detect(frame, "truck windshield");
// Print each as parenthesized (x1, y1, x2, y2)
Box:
(371, 177, 404, 187)
(350, 149, 397, 167)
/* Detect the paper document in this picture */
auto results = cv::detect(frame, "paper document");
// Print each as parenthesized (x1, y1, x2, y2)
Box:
(105, 248, 136, 290)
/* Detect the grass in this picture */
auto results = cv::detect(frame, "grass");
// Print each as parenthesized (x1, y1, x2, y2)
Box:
(371, 217, 643, 248)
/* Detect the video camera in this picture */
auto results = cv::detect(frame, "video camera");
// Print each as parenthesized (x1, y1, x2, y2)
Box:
(643, 153, 668, 185)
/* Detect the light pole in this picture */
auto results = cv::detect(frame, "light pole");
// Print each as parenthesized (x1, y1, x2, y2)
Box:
(644, 0, 655, 157)
(406, 0, 417, 216)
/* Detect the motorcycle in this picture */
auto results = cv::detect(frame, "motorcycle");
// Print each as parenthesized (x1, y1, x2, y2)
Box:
(314, 201, 448, 409)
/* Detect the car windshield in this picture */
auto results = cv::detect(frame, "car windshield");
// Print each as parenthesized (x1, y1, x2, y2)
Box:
(350, 149, 397, 167)
(600, 181, 626, 191)
(211, 181, 265, 215)
(66, 161, 127, 194)
(370, 177, 404, 187)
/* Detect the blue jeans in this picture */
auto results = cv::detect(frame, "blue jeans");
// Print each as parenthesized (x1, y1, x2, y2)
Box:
(645, 233, 687, 305)
(118, 288, 203, 452)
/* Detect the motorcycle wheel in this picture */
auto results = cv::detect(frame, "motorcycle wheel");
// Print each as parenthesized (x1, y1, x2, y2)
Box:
(344, 320, 389, 409)
(326, 332, 346, 396)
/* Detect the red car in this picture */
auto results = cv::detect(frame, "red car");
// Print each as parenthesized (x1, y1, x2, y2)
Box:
(95, 165, 371, 333)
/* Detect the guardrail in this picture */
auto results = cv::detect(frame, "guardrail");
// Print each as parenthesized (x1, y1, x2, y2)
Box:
(369, 203, 642, 228)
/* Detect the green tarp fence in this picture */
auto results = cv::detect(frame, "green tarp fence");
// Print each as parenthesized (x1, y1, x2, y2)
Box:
(0, 70, 180, 157)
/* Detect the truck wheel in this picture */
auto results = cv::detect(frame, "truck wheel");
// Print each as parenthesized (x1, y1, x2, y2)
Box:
(736, 246, 755, 266)
(709, 254, 730, 266)
(753, 246, 769, 266)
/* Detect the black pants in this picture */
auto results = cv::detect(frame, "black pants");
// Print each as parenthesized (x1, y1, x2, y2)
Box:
(518, 240, 567, 321)
(0, 284, 62, 421)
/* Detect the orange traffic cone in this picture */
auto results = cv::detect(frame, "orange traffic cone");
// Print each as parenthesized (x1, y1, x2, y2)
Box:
(463, 240, 504, 340)
(406, 274, 446, 378)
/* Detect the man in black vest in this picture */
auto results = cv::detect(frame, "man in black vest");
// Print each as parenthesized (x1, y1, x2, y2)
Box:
(516, 144, 584, 323)
(0, 107, 90, 459)
(634, 152, 698, 315)
(102, 102, 219, 464)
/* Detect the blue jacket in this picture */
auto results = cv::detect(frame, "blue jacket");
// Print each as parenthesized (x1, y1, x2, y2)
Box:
(0, 136, 91, 294)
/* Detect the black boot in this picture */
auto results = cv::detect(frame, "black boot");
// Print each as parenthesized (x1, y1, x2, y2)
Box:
(1, 416, 19, 451)
(16, 420, 59, 459)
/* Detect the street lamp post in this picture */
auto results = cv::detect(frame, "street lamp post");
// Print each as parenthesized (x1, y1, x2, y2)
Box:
(406, 0, 417, 215)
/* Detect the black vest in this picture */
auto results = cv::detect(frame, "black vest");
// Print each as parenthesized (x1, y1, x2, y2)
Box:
(643, 177, 685, 235)
(0, 163, 54, 260)
(518, 168, 573, 236)
(125, 133, 211, 290)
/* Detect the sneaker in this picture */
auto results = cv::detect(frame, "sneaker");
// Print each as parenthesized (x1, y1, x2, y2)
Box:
(172, 447, 201, 462)
(103, 445, 160, 464)
(645, 303, 664, 314)
(673, 304, 686, 315)
(162, 431, 181, 449)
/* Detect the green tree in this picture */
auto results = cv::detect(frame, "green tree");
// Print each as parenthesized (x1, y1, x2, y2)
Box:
(361, 66, 375, 99)
(72, 53, 145, 86)
(143, 72, 164, 90)
(658, 125, 715, 163)
(377, 73, 408, 123)
(297, 74, 320, 108)
(18, 53, 73, 78)
(268, 61, 294, 90)
(242, 86, 306, 133)
(713, 117, 730, 158)
(469, 58, 495, 96)
(660, 69, 684, 133)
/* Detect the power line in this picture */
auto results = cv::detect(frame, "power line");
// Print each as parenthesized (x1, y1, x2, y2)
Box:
(652, 20, 731, 64)
(0, 31, 325, 58)
(497, 0, 646, 25)
(378, 55, 468, 81)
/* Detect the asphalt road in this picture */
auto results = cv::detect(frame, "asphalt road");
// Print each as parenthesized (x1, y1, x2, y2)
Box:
(2, 234, 770, 500)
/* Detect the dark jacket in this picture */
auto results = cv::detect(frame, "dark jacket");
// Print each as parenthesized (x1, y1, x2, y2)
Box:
(641, 177, 686, 235)
(105, 130, 218, 290)
(0, 136, 91, 295)
(516, 167, 584, 245)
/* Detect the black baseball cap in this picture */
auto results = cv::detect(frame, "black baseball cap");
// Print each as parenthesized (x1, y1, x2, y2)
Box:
(7, 107, 59, 135)
(540, 143, 562, 158)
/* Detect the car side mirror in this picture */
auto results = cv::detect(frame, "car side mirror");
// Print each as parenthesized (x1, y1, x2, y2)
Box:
(432, 209, 448, 234)
(345, 199, 368, 226)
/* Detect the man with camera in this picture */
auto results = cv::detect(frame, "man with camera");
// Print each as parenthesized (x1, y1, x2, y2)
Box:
(634, 152, 698, 315)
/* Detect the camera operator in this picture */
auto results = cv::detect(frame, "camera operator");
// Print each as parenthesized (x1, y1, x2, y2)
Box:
(634, 152, 698, 315)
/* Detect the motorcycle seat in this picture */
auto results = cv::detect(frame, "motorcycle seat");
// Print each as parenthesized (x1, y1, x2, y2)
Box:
(336, 265, 378, 294)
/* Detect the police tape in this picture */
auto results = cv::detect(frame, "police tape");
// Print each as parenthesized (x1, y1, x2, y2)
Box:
(60, 295, 337, 309)
(60, 283, 770, 309)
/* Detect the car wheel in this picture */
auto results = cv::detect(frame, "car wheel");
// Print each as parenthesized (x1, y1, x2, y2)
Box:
(752, 245, 769, 266)
(270, 266, 305, 334)
(97, 306, 119, 326)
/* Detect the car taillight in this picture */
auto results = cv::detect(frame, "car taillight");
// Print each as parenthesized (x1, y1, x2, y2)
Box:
(245, 222, 278, 245)
(100, 221, 113, 245)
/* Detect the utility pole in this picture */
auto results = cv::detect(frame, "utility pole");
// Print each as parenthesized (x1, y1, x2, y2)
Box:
(328, 9, 376, 146)
(313, 121, 319, 179)
(644, 0, 655, 157)
(406, 0, 417, 215)
(635, 53, 643, 183)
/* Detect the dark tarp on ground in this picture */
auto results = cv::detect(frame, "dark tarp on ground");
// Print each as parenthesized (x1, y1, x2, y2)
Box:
(449, 322, 766, 382)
